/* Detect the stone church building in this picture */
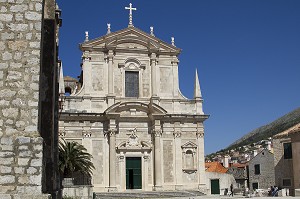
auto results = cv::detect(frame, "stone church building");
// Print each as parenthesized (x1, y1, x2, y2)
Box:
(59, 3, 209, 193)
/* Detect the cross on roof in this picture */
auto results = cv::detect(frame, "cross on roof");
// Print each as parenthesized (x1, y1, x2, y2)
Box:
(125, 3, 137, 27)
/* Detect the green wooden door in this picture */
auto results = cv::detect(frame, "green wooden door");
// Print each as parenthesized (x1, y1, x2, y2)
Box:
(126, 157, 142, 189)
(211, 179, 220, 194)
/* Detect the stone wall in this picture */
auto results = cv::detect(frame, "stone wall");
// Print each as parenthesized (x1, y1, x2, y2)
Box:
(0, 0, 55, 198)
(248, 149, 275, 190)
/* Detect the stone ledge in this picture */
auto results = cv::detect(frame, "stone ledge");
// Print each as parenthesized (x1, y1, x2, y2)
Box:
(0, 194, 51, 199)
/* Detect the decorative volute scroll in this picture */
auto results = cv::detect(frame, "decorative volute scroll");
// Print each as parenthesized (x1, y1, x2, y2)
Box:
(196, 122, 204, 138)
(104, 128, 117, 137)
(59, 130, 66, 137)
(82, 131, 92, 138)
(173, 131, 181, 138)
(152, 129, 162, 137)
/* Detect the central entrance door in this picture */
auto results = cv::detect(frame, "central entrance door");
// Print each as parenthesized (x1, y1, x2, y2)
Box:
(126, 157, 142, 189)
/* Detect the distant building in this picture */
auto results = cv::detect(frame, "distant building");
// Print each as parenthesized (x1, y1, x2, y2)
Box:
(227, 163, 248, 189)
(205, 162, 235, 195)
(248, 148, 275, 191)
(273, 123, 300, 196)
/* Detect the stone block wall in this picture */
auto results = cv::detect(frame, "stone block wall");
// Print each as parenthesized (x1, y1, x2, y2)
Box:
(248, 149, 275, 190)
(0, 0, 50, 198)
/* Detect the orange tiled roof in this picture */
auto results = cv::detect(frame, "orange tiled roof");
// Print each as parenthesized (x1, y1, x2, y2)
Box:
(230, 163, 247, 168)
(205, 162, 228, 173)
(273, 123, 300, 139)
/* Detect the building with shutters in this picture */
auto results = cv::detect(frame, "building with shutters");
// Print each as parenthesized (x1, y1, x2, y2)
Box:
(58, 3, 209, 193)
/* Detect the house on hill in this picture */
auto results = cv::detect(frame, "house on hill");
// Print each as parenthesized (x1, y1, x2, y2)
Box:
(273, 123, 300, 196)
(205, 162, 236, 195)
(248, 148, 275, 191)
(227, 163, 248, 189)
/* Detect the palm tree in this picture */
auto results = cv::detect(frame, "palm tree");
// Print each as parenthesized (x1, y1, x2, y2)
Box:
(59, 139, 95, 178)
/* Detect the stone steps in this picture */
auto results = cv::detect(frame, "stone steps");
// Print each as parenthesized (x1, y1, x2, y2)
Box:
(95, 190, 205, 198)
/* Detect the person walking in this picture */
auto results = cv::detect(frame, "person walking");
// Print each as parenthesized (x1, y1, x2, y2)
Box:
(230, 184, 234, 197)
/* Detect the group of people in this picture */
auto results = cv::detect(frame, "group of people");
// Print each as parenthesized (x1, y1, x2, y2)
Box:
(268, 186, 279, 197)
(224, 184, 234, 196)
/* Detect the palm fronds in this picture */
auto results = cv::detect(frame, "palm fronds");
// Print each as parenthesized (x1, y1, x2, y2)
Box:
(59, 139, 95, 177)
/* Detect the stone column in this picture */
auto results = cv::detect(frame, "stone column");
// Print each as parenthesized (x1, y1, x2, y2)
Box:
(82, 51, 92, 95)
(150, 53, 157, 96)
(196, 123, 206, 192)
(108, 50, 114, 95)
(174, 122, 183, 190)
(153, 120, 162, 190)
(108, 126, 117, 192)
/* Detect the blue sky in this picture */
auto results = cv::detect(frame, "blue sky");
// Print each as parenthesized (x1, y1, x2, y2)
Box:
(57, 0, 300, 154)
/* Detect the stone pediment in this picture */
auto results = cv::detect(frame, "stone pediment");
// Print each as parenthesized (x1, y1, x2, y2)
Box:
(104, 102, 167, 117)
(182, 141, 197, 149)
(80, 27, 181, 55)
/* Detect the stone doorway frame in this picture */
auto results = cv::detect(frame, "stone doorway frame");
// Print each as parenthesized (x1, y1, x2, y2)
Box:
(117, 149, 152, 191)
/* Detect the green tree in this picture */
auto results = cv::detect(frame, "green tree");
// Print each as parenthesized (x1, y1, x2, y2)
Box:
(59, 139, 95, 177)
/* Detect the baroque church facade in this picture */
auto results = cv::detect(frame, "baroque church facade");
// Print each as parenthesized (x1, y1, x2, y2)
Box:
(59, 3, 209, 193)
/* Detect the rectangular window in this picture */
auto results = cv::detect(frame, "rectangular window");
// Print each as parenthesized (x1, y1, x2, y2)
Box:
(252, 182, 258, 190)
(254, 164, 260, 175)
(283, 179, 292, 187)
(125, 71, 139, 97)
(283, 142, 292, 159)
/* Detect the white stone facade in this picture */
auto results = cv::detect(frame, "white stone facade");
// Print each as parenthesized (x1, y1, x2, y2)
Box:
(59, 24, 208, 192)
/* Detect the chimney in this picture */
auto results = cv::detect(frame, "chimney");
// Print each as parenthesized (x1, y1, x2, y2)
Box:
(267, 138, 272, 151)
(253, 150, 258, 157)
(224, 155, 229, 168)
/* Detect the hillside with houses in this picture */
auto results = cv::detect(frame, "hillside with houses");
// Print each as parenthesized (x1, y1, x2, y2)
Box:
(204, 108, 300, 196)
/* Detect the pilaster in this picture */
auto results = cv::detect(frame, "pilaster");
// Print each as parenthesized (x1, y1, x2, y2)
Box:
(196, 123, 206, 191)
(152, 120, 163, 190)
(82, 51, 92, 95)
(150, 53, 157, 97)
(174, 122, 183, 190)
(118, 152, 126, 191)
(143, 152, 150, 191)
(107, 50, 114, 96)
(171, 56, 179, 97)
(108, 120, 117, 192)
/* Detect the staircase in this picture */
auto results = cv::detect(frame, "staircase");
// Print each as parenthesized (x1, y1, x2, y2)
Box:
(94, 190, 205, 198)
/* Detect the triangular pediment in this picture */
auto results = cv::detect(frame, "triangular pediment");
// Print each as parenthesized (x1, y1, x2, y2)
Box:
(182, 141, 197, 149)
(80, 27, 181, 55)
